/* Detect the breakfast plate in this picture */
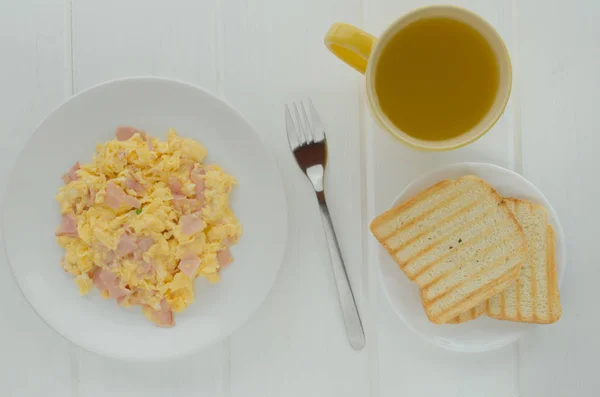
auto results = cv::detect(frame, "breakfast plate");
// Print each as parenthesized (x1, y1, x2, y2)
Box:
(2, 77, 288, 360)
(376, 162, 566, 352)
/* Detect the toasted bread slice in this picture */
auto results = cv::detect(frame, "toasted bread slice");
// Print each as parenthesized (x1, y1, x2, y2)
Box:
(371, 175, 528, 324)
(445, 303, 485, 324)
(486, 198, 562, 323)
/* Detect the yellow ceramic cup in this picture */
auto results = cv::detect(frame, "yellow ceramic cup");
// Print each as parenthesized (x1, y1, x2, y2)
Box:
(325, 6, 512, 151)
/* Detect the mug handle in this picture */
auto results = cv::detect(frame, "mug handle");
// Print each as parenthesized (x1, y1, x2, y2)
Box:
(324, 22, 377, 74)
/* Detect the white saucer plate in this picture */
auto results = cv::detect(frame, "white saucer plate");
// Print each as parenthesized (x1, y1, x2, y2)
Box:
(376, 162, 566, 352)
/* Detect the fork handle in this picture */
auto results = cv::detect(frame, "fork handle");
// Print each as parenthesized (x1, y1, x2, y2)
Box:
(319, 202, 366, 350)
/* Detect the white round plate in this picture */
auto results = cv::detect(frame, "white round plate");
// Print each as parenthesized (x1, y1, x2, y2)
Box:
(377, 162, 566, 352)
(2, 77, 288, 360)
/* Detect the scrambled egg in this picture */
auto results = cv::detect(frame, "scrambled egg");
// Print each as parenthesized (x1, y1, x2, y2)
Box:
(55, 127, 241, 327)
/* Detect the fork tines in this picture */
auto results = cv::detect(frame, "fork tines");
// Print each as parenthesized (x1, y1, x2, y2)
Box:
(285, 99, 326, 150)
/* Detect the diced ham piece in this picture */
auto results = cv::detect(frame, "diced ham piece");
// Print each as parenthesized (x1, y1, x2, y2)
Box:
(137, 132, 153, 150)
(124, 290, 145, 306)
(104, 182, 123, 209)
(172, 195, 201, 211)
(191, 165, 205, 176)
(116, 232, 137, 256)
(92, 268, 130, 300)
(133, 236, 154, 261)
(179, 214, 204, 235)
(168, 177, 183, 195)
(137, 260, 154, 276)
(145, 299, 174, 327)
(123, 195, 141, 209)
(116, 126, 152, 148)
(104, 181, 141, 210)
(178, 254, 201, 278)
(62, 162, 80, 184)
(116, 233, 155, 261)
(217, 248, 234, 268)
(125, 175, 145, 194)
(137, 236, 154, 252)
(116, 126, 137, 141)
(92, 241, 116, 265)
(196, 189, 205, 208)
(56, 214, 78, 238)
(92, 271, 105, 291)
(190, 168, 205, 207)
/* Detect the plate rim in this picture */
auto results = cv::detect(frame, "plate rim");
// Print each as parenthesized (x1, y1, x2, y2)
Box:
(1, 76, 289, 361)
(375, 161, 566, 353)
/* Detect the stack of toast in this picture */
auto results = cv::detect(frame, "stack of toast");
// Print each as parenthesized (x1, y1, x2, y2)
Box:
(370, 175, 561, 325)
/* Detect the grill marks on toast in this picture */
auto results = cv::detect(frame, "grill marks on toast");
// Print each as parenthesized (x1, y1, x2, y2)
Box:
(407, 206, 522, 295)
(547, 227, 562, 320)
(532, 203, 549, 320)
(485, 199, 562, 324)
(412, 214, 520, 288)
(546, 225, 562, 322)
(394, 199, 495, 267)
(404, 221, 494, 276)
(515, 273, 521, 319)
(445, 304, 485, 324)
(424, 241, 525, 310)
(383, 191, 478, 248)
(372, 178, 479, 240)
(370, 176, 527, 325)
(411, 226, 495, 284)
(545, 227, 553, 320)
(530, 214, 538, 320)
(421, 230, 524, 303)
(400, 205, 499, 276)
(426, 263, 523, 323)
(384, 189, 491, 252)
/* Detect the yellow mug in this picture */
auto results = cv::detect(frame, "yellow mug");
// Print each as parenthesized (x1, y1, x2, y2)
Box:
(325, 6, 512, 151)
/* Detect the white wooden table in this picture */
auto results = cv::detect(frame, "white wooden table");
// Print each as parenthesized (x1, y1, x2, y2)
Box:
(1, 0, 598, 396)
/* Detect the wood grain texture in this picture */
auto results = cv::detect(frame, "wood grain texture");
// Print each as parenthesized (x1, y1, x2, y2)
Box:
(3, 0, 597, 395)
(70, 1, 226, 396)
(219, 1, 370, 396)
(518, 0, 600, 395)
(0, 1, 74, 396)
(71, 0, 218, 93)
(365, 1, 519, 396)
(74, 348, 229, 397)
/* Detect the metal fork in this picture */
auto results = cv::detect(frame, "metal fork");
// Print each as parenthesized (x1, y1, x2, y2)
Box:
(285, 100, 365, 350)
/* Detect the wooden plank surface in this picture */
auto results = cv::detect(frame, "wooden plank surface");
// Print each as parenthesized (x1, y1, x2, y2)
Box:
(517, 1, 600, 395)
(219, 1, 370, 396)
(0, 1, 74, 396)
(1, 0, 598, 395)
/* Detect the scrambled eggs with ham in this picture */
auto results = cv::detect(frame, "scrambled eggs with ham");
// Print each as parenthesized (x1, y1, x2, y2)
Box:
(55, 127, 241, 327)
